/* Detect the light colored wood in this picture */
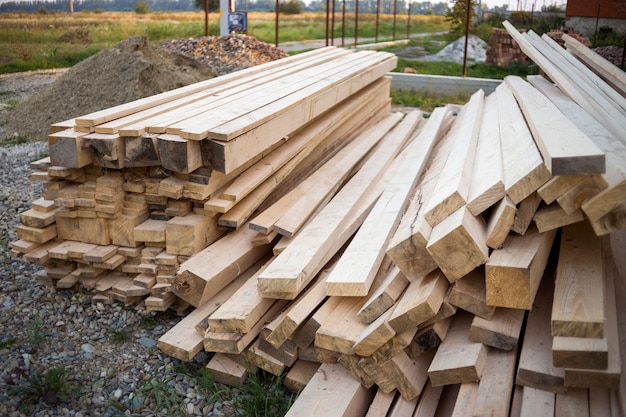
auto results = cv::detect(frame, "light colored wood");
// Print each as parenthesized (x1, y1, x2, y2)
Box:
(534, 204, 585, 233)
(205, 353, 249, 387)
(447, 267, 495, 320)
(352, 307, 396, 357)
(466, 93, 505, 216)
(388, 395, 418, 417)
(405, 317, 452, 358)
(520, 386, 555, 417)
(552, 221, 604, 338)
(180, 51, 396, 140)
(133, 219, 167, 244)
(357, 264, 409, 324)
(563, 33, 626, 96)
(357, 328, 419, 376)
(292, 295, 343, 349)
(75, 47, 340, 126)
(469, 307, 525, 351)
(284, 360, 320, 393)
(284, 363, 376, 417)
(450, 382, 479, 417)
(221, 76, 390, 204)
(412, 380, 443, 416)
(511, 191, 543, 235)
(512, 22, 626, 139)
(555, 175, 608, 215)
(387, 269, 449, 333)
(486, 195, 516, 249)
(516, 268, 566, 394)
(246, 338, 287, 376)
(173, 225, 274, 307)
(564, 235, 621, 389)
(19, 207, 59, 229)
(555, 388, 590, 417)
(552, 334, 608, 370)
(385, 111, 456, 282)
(337, 354, 377, 389)
(315, 294, 373, 355)
(56, 216, 110, 245)
(485, 227, 556, 309)
(506, 75, 605, 175)
(364, 389, 397, 417)
(371, 349, 434, 400)
(537, 175, 587, 204)
(427, 310, 487, 387)
(495, 83, 551, 204)
(16, 223, 57, 244)
(257, 113, 408, 299)
(325, 109, 444, 296)
(165, 214, 223, 256)
(426, 206, 489, 282)
(423, 90, 484, 226)
(527, 74, 626, 223)
(472, 346, 517, 417)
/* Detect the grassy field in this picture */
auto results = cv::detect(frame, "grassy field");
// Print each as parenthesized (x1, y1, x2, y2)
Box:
(0, 11, 448, 73)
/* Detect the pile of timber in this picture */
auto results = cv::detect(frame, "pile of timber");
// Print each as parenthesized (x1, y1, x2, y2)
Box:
(9, 20, 626, 416)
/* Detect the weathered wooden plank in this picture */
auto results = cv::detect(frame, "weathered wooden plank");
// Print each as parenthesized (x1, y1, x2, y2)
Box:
(48, 129, 93, 168)
(447, 267, 495, 320)
(555, 387, 590, 417)
(469, 307, 525, 351)
(534, 204, 585, 233)
(472, 346, 517, 417)
(520, 386, 555, 417)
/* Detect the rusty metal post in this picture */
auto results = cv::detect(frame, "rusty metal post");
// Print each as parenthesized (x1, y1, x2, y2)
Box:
(375, 0, 381, 43)
(406, 0, 411, 39)
(355, 0, 359, 47)
(275, 0, 280, 46)
(462, 0, 472, 77)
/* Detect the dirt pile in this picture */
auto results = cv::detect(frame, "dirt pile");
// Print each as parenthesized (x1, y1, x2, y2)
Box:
(161, 34, 289, 76)
(3, 34, 287, 142)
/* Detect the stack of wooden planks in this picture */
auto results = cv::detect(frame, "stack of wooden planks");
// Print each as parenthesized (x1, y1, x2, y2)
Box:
(10, 22, 626, 417)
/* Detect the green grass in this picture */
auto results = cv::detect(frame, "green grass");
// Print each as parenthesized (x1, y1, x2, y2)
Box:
(0, 336, 16, 348)
(0, 11, 448, 74)
(393, 57, 540, 79)
(10, 367, 76, 408)
(391, 88, 470, 112)
(233, 370, 295, 417)
(27, 315, 46, 351)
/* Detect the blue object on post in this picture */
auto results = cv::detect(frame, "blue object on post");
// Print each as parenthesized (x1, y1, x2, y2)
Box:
(228, 12, 247, 33)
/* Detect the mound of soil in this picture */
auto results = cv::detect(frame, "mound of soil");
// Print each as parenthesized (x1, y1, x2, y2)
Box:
(3, 34, 286, 142)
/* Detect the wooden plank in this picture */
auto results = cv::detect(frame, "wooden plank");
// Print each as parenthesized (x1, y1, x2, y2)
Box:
(526, 74, 626, 223)
(315, 294, 373, 355)
(337, 354, 377, 389)
(447, 267, 495, 320)
(205, 353, 249, 387)
(257, 113, 407, 299)
(180, 51, 397, 140)
(165, 213, 223, 256)
(405, 317, 451, 358)
(552, 221, 604, 338)
(387, 269, 449, 333)
(173, 225, 274, 307)
(364, 389, 397, 417)
(75, 47, 340, 126)
(450, 382, 479, 417)
(516, 266, 566, 394)
(471, 346, 517, 417)
(427, 310, 487, 387)
(351, 308, 396, 357)
(505, 75, 605, 175)
(555, 175, 608, 215)
(220, 76, 390, 204)
(385, 112, 456, 282)
(325, 109, 445, 296)
(563, 33, 626, 96)
(426, 206, 488, 282)
(284, 360, 319, 393)
(156, 134, 202, 174)
(466, 93, 505, 216)
(423, 90, 484, 226)
(469, 307, 525, 351)
(357, 264, 409, 324)
(495, 83, 551, 204)
(511, 191, 543, 235)
(537, 175, 587, 204)
(412, 380, 443, 416)
(485, 196, 516, 249)
(284, 363, 376, 417)
(519, 387, 555, 417)
(123, 134, 161, 167)
(19, 207, 59, 228)
(563, 235, 621, 389)
(485, 227, 556, 310)
(503, 21, 626, 140)
(85, 132, 125, 169)
(534, 204, 585, 233)
(555, 388, 590, 417)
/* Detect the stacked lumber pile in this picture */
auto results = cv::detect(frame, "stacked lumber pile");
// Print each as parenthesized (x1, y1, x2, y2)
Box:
(486, 27, 531, 67)
(10, 21, 626, 416)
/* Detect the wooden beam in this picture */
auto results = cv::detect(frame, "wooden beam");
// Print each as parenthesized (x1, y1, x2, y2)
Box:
(520, 386, 555, 417)
(534, 204, 585, 233)
(48, 129, 92, 168)
(485, 196, 516, 249)
(485, 227, 556, 310)
(466, 93, 505, 216)
(472, 346, 517, 417)
(357, 264, 408, 324)
(423, 90, 484, 226)
(283, 363, 376, 417)
(495, 83, 551, 204)
(325, 109, 446, 296)
(552, 221, 604, 338)
(447, 267, 495, 320)
(469, 307, 525, 351)
(257, 113, 408, 299)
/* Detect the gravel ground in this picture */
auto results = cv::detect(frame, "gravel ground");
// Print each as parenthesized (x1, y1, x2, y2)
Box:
(0, 74, 243, 417)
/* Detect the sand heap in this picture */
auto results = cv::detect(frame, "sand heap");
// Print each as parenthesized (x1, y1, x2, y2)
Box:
(4, 34, 287, 142)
